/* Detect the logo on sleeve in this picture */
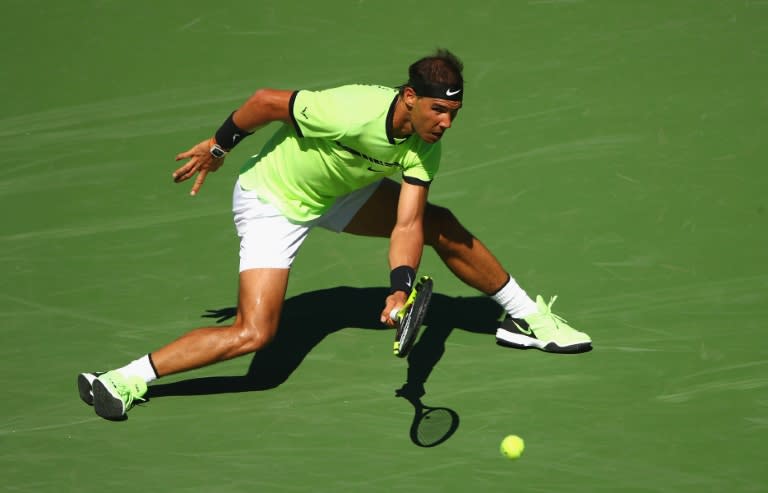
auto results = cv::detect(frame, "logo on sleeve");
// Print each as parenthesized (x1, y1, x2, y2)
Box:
(300, 107, 309, 119)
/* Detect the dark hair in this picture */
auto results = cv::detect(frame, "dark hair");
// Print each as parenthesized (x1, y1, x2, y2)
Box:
(403, 49, 464, 100)
(409, 49, 463, 86)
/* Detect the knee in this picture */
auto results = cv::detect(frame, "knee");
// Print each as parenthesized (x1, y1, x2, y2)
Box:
(230, 320, 278, 355)
(424, 204, 472, 248)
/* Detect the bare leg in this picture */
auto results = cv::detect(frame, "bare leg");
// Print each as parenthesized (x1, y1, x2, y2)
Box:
(150, 268, 290, 377)
(343, 179, 509, 295)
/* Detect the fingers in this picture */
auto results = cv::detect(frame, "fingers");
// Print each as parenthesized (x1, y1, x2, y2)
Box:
(381, 291, 407, 324)
(380, 308, 397, 327)
(380, 294, 405, 327)
(172, 138, 225, 195)
(190, 169, 208, 196)
(175, 149, 195, 162)
(175, 141, 205, 162)
(172, 159, 198, 183)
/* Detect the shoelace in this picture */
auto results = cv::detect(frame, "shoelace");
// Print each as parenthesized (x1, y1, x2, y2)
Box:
(541, 296, 569, 330)
(112, 378, 146, 408)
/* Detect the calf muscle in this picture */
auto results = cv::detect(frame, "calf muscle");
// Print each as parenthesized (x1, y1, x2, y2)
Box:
(150, 268, 290, 377)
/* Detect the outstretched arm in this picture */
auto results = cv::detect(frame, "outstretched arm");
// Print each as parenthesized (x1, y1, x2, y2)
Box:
(173, 89, 295, 195)
(380, 180, 429, 326)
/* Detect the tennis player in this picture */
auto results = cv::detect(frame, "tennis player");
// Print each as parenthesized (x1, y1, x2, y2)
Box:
(77, 49, 591, 420)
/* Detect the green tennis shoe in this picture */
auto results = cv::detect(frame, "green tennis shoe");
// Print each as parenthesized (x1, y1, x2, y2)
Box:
(496, 295, 592, 353)
(92, 370, 148, 420)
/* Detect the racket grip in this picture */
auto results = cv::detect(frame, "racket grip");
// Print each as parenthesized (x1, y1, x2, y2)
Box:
(389, 308, 401, 322)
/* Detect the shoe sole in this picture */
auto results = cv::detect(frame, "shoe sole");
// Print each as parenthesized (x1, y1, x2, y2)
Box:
(77, 373, 98, 406)
(92, 378, 127, 420)
(495, 328, 592, 354)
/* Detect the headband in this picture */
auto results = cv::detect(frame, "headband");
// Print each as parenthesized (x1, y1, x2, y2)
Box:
(407, 79, 463, 101)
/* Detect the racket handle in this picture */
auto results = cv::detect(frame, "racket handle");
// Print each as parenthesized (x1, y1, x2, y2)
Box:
(389, 308, 401, 322)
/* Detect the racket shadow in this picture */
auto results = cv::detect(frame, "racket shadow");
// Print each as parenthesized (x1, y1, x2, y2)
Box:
(395, 382, 461, 448)
(147, 286, 501, 404)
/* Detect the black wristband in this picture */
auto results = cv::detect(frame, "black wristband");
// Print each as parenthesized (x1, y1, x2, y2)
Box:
(390, 265, 416, 294)
(214, 112, 253, 151)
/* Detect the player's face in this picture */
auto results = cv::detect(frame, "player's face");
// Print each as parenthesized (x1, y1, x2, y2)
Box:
(411, 97, 462, 144)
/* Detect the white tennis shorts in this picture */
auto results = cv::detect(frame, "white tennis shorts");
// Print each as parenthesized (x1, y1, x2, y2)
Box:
(232, 178, 380, 271)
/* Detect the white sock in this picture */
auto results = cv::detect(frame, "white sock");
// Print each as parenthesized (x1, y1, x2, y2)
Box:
(491, 275, 538, 319)
(116, 354, 158, 384)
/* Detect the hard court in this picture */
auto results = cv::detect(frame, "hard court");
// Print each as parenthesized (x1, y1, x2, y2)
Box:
(1, 1, 766, 492)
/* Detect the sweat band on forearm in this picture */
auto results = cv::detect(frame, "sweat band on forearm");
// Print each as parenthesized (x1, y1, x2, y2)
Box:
(214, 111, 253, 150)
(390, 265, 416, 294)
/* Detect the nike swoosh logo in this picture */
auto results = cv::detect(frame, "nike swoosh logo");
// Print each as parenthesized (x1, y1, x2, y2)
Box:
(446, 88, 462, 96)
(406, 273, 412, 289)
(367, 166, 385, 173)
(511, 319, 533, 335)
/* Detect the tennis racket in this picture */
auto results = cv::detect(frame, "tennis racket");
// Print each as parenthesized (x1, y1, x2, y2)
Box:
(390, 275, 433, 358)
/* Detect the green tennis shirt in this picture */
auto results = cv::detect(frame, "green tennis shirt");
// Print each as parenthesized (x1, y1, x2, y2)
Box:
(237, 84, 441, 222)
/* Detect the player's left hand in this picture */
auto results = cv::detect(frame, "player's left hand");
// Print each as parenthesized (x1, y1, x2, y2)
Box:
(381, 290, 408, 327)
(173, 138, 226, 196)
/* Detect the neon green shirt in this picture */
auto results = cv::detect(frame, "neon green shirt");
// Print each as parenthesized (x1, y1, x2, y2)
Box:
(238, 84, 441, 222)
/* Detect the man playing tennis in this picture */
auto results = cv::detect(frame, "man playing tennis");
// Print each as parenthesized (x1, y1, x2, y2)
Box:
(78, 49, 591, 419)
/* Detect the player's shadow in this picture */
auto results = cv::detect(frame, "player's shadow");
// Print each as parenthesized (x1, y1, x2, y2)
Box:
(148, 286, 501, 400)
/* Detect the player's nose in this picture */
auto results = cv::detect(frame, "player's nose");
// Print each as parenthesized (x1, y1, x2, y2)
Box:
(439, 113, 453, 130)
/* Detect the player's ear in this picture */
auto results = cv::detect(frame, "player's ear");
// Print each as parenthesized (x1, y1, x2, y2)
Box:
(402, 86, 417, 110)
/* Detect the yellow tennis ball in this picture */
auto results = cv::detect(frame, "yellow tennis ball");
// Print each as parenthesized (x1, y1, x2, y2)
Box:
(500, 434, 525, 459)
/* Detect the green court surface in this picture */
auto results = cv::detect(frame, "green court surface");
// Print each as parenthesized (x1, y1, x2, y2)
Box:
(2, 1, 767, 492)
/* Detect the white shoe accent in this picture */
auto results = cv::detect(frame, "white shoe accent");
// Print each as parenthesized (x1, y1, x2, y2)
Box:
(495, 328, 546, 350)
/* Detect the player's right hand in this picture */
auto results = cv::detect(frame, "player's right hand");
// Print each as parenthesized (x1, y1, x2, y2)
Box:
(173, 138, 226, 196)
(381, 290, 407, 327)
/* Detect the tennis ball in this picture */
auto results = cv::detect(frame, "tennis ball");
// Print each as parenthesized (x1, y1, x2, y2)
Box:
(500, 434, 525, 459)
